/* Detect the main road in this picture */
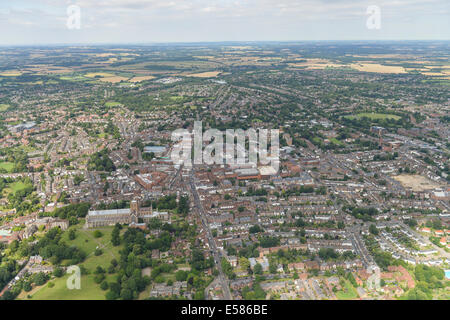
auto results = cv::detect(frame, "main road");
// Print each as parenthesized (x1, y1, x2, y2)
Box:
(188, 168, 232, 300)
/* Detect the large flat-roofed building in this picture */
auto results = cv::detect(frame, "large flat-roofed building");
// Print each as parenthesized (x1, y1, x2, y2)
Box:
(234, 168, 261, 180)
(258, 166, 278, 178)
(135, 172, 168, 190)
(86, 200, 169, 228)
(144, 146, 167, 157)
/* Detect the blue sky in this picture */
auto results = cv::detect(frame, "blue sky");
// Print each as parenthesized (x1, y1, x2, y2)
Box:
(0, 0, 449, 45)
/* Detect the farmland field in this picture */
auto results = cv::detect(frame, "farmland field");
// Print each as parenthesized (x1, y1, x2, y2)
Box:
(186, 71, 221, 78)
(350, 63, 407, 74)
(129, 76, 155, 82)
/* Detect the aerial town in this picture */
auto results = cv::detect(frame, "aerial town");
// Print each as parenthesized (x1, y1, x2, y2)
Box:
(0, 42, 448, 301)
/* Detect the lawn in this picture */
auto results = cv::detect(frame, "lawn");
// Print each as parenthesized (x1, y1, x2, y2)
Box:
(0, 104, 10, 112)
(336, 280, 358, 300)
(105, 101, 122, 107)
(0, 161, 14, 172)
(19, 225, 122, 300)
(23, 274, 109, 300)
(330, 138, 344, 146)
(60, 225, 119, 260)
(10, 181, 30, 193)
(345, 113, 401, 121)
(2, 180, 32, 197)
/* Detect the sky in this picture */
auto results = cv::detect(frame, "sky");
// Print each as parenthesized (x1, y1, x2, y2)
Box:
(0, 0, 449, 45)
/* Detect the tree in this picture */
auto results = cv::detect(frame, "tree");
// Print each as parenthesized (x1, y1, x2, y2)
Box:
(369, 224, 379, 236)
(269, 260, 277, 274)
(32, 272, 48, 286)
(175, 270, 188, 282)
(105, 290, 119, 300)
(177, 195, 190, 215)
(221, 258, 234, 278)
(23, 281, 32, 292)
(253, 263, 263, 275)
(94, 273, 105, 284)
(94, 266, 105, 274)
(249, 225, 263, 234)
(120, 288, 133, 300)
(239, 257, 250, 270)
(68, 229, 76, 240)
(194, 290, 205, 300)
(53, 267, 64, 278)
(100, 281, 109, 291)
(93, 230, 103, 238)
(111, 224, 121, 246)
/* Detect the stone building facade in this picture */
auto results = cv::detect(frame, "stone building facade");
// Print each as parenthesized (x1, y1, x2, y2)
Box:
(86, 200, 168, 228)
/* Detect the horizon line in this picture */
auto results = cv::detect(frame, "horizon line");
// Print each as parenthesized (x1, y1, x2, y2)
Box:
(1, 39, 450, 47)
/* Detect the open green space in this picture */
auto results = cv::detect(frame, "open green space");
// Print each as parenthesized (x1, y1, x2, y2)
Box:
(0, 104, 10, 112)
(10, 181, 30, 193)
(0, 161, 14, 172)
(105, 101, 122, 107)
(336, 280, 358, 300)
(20, 225, 121, 300)
(344, 113, 401, 121)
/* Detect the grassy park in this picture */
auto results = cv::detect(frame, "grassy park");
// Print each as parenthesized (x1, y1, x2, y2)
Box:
(19, 225, 122, 300)
(0, 161, 14, 172)
(335, 280, 358, 300)
(345, 112, 401, 121)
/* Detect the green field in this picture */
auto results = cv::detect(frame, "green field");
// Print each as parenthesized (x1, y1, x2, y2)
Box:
(336, 280, 358, 300)
(21, 273, 110, 300)
(0, 161, 14, 172)
(0, 104, 10, 112)
(170, 96, 185, 102)
(59, 75, 88, 82)
(10, 181, 30, 192)
(20, 225, 122, 300)
(345, 112, 401, 121)
(105, 101, 122, 107)
(330, 138, 344, 146)
(2, 180, 32, 197)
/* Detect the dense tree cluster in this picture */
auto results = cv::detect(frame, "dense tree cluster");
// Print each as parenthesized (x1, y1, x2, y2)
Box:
(40, 203, 90, 225)
(258, 236, 280, 248)
(87, 149, 116, 172)
(403, 265, 446, 300)
(344, 206, 378, 221)
(33, 228, 86, 265)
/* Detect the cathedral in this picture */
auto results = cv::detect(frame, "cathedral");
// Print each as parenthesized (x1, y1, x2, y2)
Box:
(85, 200, 169, 228)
